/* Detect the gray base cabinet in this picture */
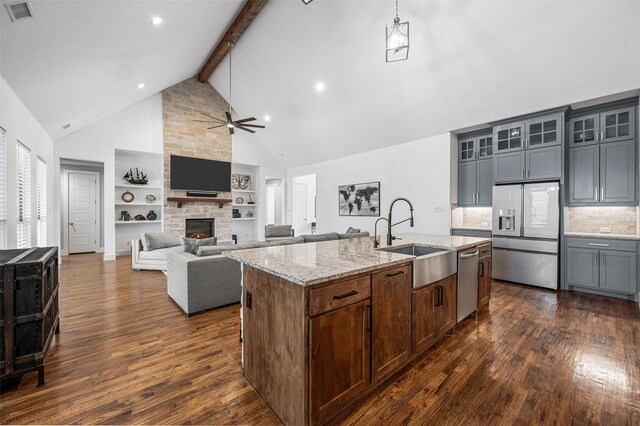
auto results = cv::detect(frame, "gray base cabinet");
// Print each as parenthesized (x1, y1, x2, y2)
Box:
(566, 237, 638, 297)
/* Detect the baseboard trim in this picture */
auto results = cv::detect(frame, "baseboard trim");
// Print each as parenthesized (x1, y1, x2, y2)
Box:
(103, 253, 116, 261)
(115, 250, 130, 257)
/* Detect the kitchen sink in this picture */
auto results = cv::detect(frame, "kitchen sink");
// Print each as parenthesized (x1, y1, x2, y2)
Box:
(381, 244, 457, 288)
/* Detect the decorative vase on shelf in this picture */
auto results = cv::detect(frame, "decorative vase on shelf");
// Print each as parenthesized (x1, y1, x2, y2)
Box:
(146, 210, 157, 221)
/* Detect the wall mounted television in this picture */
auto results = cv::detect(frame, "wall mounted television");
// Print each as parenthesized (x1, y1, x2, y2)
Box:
(170, 155, 231, 192)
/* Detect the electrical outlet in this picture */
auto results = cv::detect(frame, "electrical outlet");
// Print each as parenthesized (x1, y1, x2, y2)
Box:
(599, 227, 611, 233)
(481, 222, 490, 228)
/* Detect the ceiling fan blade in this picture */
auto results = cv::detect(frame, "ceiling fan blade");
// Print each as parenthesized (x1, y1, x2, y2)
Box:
(207, 125, 226, 129)
(225, 111, 232, 122)
(194, 119, 218, 123)
(200, 113, 226, 123)
(233, 117, 257, 124)
(229, 126, 235, 135)
(237, 124, 266, 129)
(236, 127, 256, 134)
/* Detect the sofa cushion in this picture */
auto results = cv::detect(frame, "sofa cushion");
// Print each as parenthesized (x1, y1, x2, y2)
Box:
(346, 226, 361, 234)
(183, 237, 217, 255)
(339, 231, 371, 239)
(301, 232, 341, 243)
(142, 232, 182, 251)
(139, 245, 184, 260)
(265, 225, 293, 238)
(197, 241, 260, 257)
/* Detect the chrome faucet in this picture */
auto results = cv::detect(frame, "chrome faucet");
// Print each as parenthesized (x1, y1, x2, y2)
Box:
(373, 197, 414, 248)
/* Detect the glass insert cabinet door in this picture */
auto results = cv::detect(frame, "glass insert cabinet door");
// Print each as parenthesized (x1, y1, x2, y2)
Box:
(600, 107, 636, 143)
(477, 135, 493, 158)
(569, 114, 599, 147)
(458, 137, 476, 162)
(494, 123, 524, 153)
(527, 115, 562, 148)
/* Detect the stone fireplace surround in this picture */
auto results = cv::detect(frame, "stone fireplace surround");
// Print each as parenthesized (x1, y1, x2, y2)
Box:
(162, 77, 233, 240)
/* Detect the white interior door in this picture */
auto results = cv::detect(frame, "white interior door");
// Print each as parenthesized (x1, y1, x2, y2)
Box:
(68, 172, 97, 253)
(293, 182, 308, 234)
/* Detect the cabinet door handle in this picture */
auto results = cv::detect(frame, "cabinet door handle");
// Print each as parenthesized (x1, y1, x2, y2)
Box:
(595, 187, 599, 201)
(594, 252, 598, 266)
(588, 243, 610, 247)
(601, 187, 604, 201)
(434, 286, 441, 307)
(333, 290, 358, 300)
(600, 131, 604, 142)
(601, 253, 605, 265)
(386, 270, 405, 278)
(479, 261, 484, 277)
(527, 169, 530, 179)
(439, 286, 444, 305)
(522, 169, 525, 179)
(365, 304, 372, 331)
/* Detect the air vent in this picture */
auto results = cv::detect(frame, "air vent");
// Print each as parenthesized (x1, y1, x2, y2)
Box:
(4, 1, 34, 22)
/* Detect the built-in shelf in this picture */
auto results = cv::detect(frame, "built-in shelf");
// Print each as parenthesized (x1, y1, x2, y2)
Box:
(232, 204, 258, 207)
(115, 220, 163, 225)
(115, 184, 162, 190)
(233, 218, 256, 221)
(167, 197, 232, 208)
(115, 202, 162, 206)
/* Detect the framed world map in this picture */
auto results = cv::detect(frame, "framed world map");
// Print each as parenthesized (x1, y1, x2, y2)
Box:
(338, 181, 380, 216)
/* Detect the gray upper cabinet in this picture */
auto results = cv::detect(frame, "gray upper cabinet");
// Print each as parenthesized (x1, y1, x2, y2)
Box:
(494, 122, 525, 153)
(458, 137, 476, 162)
(568, 145, 599, 204)
(494, 151, 525, 183)
(476, 159, 493, 206)
(526, 146, 562, 181)
(477, 135, 493, 159)
(569, 114, 599, 147)
(458, 161, 477, 206)
(569, 106, 636, 147)
(526, 114, 562, 149)
(600, 107, 636, 143)
(600, 140, 636, 203)
(568, 139, 637, 205)
(457, 132, 493, 206)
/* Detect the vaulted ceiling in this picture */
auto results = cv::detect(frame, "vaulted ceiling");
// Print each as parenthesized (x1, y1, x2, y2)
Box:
(2, 1, 640, 168)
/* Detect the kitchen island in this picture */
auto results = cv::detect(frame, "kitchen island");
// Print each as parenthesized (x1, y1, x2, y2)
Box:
(226, 234, 491, 425)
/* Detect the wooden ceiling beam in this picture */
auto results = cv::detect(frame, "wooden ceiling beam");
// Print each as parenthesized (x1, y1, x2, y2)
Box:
(197, 0, 269, 83)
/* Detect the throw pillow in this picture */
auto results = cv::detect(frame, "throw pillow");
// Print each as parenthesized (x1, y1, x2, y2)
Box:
(346, 226, 361, 234)
(142, 232, 182, 251)
(183, 237, 217, 255)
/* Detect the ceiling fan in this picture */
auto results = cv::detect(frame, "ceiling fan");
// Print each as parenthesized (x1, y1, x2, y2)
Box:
(194, 43, 265, 135)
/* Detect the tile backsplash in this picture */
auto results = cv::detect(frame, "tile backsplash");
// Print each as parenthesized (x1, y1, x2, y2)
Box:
(451, 206, 493, 229)
(567, 206, 639, 236)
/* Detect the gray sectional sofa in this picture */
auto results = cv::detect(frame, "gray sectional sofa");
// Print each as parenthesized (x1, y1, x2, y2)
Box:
(166, 231, 370, 315)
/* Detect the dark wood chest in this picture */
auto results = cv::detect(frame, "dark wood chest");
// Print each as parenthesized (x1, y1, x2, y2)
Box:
(0, 247, 59, 387)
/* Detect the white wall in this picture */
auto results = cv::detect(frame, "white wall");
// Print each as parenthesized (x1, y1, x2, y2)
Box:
(232, 131, 286, 240)
(55, 94, 163, 260)
(286, 133, 453, 239)
(1, 77, 55, 249)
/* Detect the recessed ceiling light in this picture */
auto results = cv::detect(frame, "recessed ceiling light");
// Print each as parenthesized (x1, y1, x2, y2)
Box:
(151, 16, 162, 25)
(315, 82, 325, 92)
(264, 115, 271, 122)
(138, 83, 145, 89)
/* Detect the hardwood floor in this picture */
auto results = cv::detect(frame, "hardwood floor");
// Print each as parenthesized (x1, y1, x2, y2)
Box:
(1, 253, 639, 425)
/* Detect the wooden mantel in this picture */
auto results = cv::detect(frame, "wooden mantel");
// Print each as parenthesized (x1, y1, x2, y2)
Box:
(167, 197, 232, 208)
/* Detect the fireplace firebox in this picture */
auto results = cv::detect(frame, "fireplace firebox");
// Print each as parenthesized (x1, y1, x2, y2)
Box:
(185, 219, 215, 239)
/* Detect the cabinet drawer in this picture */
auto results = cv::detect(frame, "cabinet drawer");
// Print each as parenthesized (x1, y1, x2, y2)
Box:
(478, 243, 492, 258)
(310, 276, 371, 316)
(566, 237, 637, 252)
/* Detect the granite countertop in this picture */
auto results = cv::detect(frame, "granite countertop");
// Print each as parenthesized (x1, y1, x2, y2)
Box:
(451, 227, 492, 232)
(564, 232, 640, 241)
(225, 233, 492, 286)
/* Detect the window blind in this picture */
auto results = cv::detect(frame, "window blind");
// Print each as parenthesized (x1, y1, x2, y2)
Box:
(17, 141, 31, 249)
(37, 157, 47, 247)
(0, 128, 6, 249)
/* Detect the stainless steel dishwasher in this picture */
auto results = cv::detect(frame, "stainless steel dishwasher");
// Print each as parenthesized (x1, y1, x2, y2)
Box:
(457, 248, 479, 323)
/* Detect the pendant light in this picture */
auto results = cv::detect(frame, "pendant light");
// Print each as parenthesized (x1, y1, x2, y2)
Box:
(386, 0, 409, 62)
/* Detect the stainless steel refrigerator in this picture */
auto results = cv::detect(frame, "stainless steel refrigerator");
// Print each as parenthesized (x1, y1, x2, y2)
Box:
(491, 182, 560, 289)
